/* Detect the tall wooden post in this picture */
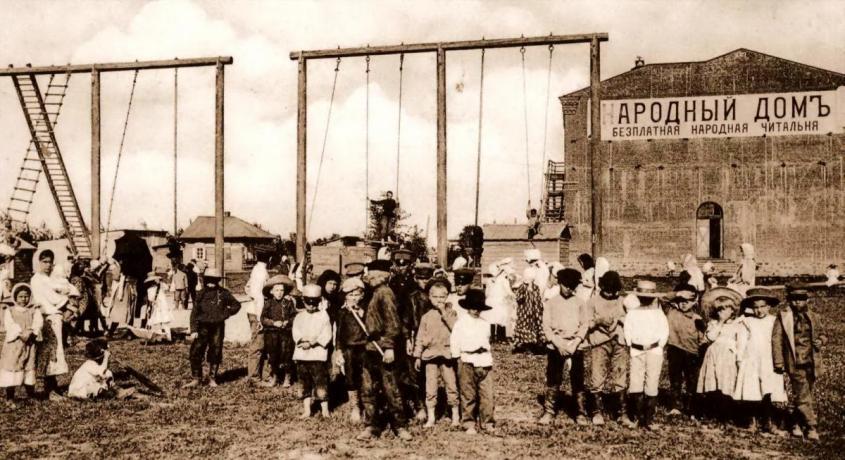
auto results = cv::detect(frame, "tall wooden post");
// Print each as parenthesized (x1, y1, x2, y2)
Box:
(436, 47, 448, 266)
(296, 55, 307, 263)
(589, 37, 603, 258)
(90, 69, 101, 259)
(214, 61, 225, 276)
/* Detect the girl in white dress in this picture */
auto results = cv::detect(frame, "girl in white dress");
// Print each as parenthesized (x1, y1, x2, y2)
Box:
(696, 287, 744, 424)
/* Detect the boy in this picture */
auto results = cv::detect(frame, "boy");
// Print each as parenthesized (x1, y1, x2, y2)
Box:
(539, 268, 590, 425)
(292, 284, 332, 418)
(334, 277, 368, 422)
(259, 275, 297, 388)
(413, 277, 459, 427)
(585, 271, 628, 425)
(184, 268, 241, 388)
(773, 285, 827, 441)
(623, 280, 668, 430)
(665, 284, 706, 418)
(450, 289, 495, 434)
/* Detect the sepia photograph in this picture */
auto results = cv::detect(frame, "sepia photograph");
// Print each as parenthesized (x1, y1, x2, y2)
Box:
(0, 0, 843, 458)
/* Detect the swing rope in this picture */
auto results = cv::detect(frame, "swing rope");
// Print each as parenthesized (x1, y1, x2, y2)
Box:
(104, 68, 141, 238)
(364, 54, 371, 234)
(307, 57, 342, 235)
(520, 46, 531, 207)
(173, 67, 178, 236)
(539, 45, 554, 219)
(396, 53, 404, 201)
(474, 48, 486, 226)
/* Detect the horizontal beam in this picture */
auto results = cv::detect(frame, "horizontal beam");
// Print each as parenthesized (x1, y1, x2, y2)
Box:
(0, 56, 233, 76)
(289, 33, 608, 60)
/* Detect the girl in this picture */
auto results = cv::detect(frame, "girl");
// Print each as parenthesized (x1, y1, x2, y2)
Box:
(733, 288, 788, 436)
(145, 272, 174, 342)
(513, 250, 546, 353)
(67, 339, 113, 399)
(696, 287, 744, 425)
(293, 284, 332, 418)
(0, 284, 43, 407)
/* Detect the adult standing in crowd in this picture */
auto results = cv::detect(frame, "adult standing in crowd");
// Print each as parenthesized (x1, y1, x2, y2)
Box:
(30, 250, 70, 400)
(185, 259, 199, 307)
(171, 264, 188, 310)
(244, 254, 270, 384)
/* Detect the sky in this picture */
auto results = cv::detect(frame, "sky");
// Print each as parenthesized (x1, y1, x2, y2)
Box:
(0, 0, 843, 244)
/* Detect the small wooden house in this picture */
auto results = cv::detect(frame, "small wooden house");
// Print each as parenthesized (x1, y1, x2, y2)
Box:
(480, 223, 572, 275)
(181, 213, 278, 273)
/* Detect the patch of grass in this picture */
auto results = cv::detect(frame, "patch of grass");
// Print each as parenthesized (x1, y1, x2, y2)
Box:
(1, 289, 844, 459)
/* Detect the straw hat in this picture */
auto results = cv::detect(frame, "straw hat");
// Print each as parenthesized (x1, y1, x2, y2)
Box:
(341, 277, 365, 293)
(700, 287, 742, 319)
(633, 280, 659, 298)
(263, 274, 294, 297)
(204, 268, 223, 280)
(740, 287, 779, 311)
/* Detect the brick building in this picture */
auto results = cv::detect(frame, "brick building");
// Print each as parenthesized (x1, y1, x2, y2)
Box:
(560, 49, 845, 276)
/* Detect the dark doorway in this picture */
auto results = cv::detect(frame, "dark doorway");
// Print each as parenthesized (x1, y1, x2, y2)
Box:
(696, 202, 723, 259)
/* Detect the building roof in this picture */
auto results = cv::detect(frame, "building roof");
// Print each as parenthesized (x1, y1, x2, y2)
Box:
(180, 214, 277, 241)
(561, 48, 845, 100)
(482, 223, 569, 241)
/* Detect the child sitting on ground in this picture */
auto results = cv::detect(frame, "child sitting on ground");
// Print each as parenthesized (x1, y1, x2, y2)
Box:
(292, 284, 332, 418)
(68, 338, 114, 399)
(413, 277, 460, 427)
(450, 289, 495, 434)
(0, 283, 43, 408)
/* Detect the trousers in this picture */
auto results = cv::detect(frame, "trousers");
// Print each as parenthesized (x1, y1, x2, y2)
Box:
(588, 340, 628, 393)
(297, 360, 328, 400)
(459, 362, 495, 426)
(360, 350, 408, 429)
(424, 358, 459, 409)
(789, 366, 817, 428)
(546, 349, 585, 395)
(629, 351, 663, 396)
(247, 315, 266, 379)
(189, 322, 225, 378)
(667, 345, 700, 410)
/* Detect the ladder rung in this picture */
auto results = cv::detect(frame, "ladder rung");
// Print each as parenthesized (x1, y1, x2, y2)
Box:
(10, 197, 32, 203)
(13, 187, 36, 193)
(8, 207, 28, 213)
(21, 167, 41, 172)
(17, 177, 38, 182)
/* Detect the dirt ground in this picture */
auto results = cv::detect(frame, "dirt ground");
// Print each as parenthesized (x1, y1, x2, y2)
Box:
(1, 289, 844, 459)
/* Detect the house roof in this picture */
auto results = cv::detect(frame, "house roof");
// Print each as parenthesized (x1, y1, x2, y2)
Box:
(482, 223, 568, 241)
(180, 214, 276, 241)
(561, 48, 845, 100)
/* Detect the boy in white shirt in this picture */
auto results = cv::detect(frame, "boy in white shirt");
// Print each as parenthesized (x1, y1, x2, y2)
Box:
(450, 289, 495, 434)
(623, 280, 669, 430)
(292, 284, 332, 418)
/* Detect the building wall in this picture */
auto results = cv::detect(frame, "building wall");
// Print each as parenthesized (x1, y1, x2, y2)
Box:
(311, 245, 376, 277)
(561, 53, 845, 275)
(184, 242, 245, 272)
(481, 240, 567, 275)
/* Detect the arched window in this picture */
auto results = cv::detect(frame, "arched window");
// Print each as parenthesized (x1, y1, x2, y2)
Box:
(695, 202, 723, 259)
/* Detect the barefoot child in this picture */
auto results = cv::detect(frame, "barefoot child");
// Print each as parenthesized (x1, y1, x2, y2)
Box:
(450, 289, 495, 434)
(260, 275, 297, 387)
(293, 284, 332, 418)
(0, 284, 43, 407)
(68, 339, 114, 399)
(413, 277, 460, 427)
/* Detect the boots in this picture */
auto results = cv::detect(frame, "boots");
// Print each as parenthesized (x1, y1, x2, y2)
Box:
(451, 405, 460, 427)
(537, 388, 557, 425)
(424, 407, 436, 428)
(300, 397, 312, 419)
(642, 396, 659, 430)
(208, 365, 219, 387)
(591, 392, 605, 426)
(347, 391, 361, 423)
(320, 401, 330, 418)
(575, 392, 590, 426)
(623, 393, 640, 428)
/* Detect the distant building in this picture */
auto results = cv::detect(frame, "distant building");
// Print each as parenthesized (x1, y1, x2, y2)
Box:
(480, 222, 571, 275)
(33, 229, 170, 272)
(180, 212, 277, 272)
(310, 236, 376, 277)
(560, 48, 845, 275)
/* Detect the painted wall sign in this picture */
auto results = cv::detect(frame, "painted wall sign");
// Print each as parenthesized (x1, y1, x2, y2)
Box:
(600, 87, 845, 140)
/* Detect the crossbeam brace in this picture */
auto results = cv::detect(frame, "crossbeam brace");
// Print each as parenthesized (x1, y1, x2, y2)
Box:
(0, 56, 233, 76)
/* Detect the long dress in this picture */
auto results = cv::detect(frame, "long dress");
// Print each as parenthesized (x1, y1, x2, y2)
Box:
(733, 314, 786, 402)
(483, 272, 516, 331)
(514, 282, 544, 347)
(108, 275, 136, 327)
(147, 283, 174, 340)
(0, 305, 43, 387)
(697, 319, 745, 396)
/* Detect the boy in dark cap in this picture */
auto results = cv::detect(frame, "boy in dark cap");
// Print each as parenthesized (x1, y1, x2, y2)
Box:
(357, 260, 412, 441)
(585, 270, 628, 425)
(538, 268, 590, 425)
(449, 268, 475, 320)
(773, 285, 827, 441)
(665, 284, 706, 418)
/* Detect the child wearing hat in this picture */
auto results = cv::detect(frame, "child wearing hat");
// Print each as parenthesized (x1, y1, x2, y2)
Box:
(450, 288, 495, 434)
(334, 277, 368, 423)
(773, 286, 827, 441)
(696, 287, 744, 425)
(665, 284, 707, 418)
(584, 271, 628, 426)
(413, 277, 460, 428)
(259, 275, 297, 388)
(623, 280, 669, 430)
(144, 272, 174, 342)
(448, 268, 475, 320)
(68, 338, 113, 399)
(733, 287, 787, 436)
(293, 284, 332, 418)
(513, 249, 547, 353)
(538, 268, 591, 425)
(0, 283, 43, 407)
